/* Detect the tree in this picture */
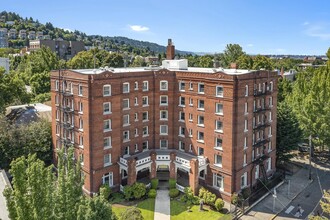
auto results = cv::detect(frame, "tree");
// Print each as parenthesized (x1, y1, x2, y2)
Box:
(278, 77, 293, 103)
(276, 101, 302, 163)
(29, 71, 51, 94)
(120, 207, 143, 220)
(237, 54, 253, 69)
(219, 44, 245, 68)
(104, 53, 124, 68)
(131, 56, 146, 67)
(252, 55, 273, 70)
(77, 196, 114, 220)
(3, 154, 55, 220)
(289, 66, 330, 148)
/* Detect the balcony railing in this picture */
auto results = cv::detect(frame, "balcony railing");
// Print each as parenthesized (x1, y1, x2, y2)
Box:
(253, 106, 269, 113)
(62, 106, 74, 113)
(176, 183, 185, 193)
(253, 154, 269, 165)
(253, 89, 270, 97)
(62, 90, 73, 97)
(136, 156, 151, 166)
(176, 157, 190, 168)
(119, 157, 127, 166)
(253, 137, 270, 148)
(253, 121, 271, 130)
(62, 121, 74, 130)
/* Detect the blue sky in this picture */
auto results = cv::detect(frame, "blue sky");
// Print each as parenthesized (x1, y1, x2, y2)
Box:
(4, 0, 330, 55)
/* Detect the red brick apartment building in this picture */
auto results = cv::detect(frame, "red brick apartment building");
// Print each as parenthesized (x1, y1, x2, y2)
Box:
(50, 40, 278, 202)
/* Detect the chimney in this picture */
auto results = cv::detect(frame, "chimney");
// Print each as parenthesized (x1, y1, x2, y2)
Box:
(166, 39, 175, 60)
(230, 63, 237, 69)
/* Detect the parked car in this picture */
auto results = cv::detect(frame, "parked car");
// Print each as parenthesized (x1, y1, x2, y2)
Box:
(298, 143, 309, 152)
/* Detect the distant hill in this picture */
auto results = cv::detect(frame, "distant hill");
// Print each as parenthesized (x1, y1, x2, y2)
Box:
(0, 11, 194, 56)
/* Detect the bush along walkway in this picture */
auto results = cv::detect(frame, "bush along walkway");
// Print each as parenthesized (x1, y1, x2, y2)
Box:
(154, 189, 171, 220)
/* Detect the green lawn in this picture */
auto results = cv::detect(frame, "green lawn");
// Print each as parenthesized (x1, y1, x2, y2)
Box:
(170, 200, 231, 220)
(112, 198, 155, 220)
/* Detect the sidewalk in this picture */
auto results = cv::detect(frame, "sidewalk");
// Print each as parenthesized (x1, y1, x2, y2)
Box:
(241, 166, 312, 220)
(0, 170, 10, 220)
(154, 189, 170, 220)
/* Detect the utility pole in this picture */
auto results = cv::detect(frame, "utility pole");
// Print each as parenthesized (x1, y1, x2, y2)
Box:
(309, 134, 312, 180)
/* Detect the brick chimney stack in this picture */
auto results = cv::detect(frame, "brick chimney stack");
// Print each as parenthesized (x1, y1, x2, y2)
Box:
(166, 39, 175, 60)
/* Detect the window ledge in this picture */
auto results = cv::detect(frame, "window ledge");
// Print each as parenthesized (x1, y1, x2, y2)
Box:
(216, 95, 224, 98)
(215, 130, 223, 133)
(123, 108, 131, 111)
(197, 124, 205, 128)
(160, 118, 168, 121)
(178, 134, 185, 138)
(243, 163, 247, 167)
(214, 164, 223, 168)
(78, 111, 83, 115)
(123, 139, 130, 143)
(123, 124, 130, 127)
(160, 104, 168, 106)
(134, 104, 139, 106)
(142, 120, 149, 122)
(103, 112, 112, 115)
(189, 104, 193, 107)
(214, 147, 223, 151)
(142, 134, 149, 137)
(198, 92, 205, 94)
(104, 129, 112, 132)
(160, 133, 168, 136)
(197, 140, 204, 144)
(197, 108, 205, 111)
(189, 119, 193, 122)
(244, 129, 248, 133)
(78, 129, 83, 132)
(79, 145, 84, 149)
(178, 105, 185, 108)
(215, 113, 224, 116)
(104, 146, 112, 150)
(135, 134, 139, 137)
(178, 119, 185, 123)
(189, 135, 193, 138)
(104, 163, 112, 167)
(142, 104, 149, 107)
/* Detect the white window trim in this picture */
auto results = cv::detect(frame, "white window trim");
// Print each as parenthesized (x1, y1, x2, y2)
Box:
(104, 154, 112, 167)
(143, 126, 149, 137)
(179, 81, 185, 92)
(104, 119, 112, 132)
(214, 155, 223, 168)
(142, 111, 149, 122)
(123, 98, 130, 110)
(123, 82, 130, 93)
(189, 82, 193, 90)
(103, 102, 112, 115)
(160, 110, 168, 121)
(214, 137, 223, 150)
(134, 81, 138, 90)
(160, 95, 168, 106)
(215, 103, 224, 116)
(198, 83, 205, 94)
(123, 131, 130, 143)
(103, 85, 111, 97)
(123, 114, 130, 127)
(160, 125, 168, 135)
(102, 172, 113, 187)
(78, 84, 83, 96)
(216, 85, 224, 97)
(142, 96, 149, 107)
(142, 81, 149, 91)
(104, 137, 112, 149)
(160, 140, 168, 149)
(213, 173, 224, 191)
(160, 80, 168, 91)
(179, 96, 185, 107)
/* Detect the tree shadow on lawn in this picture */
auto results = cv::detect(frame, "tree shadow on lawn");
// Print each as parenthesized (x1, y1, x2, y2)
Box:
(112, 198, 155, 220)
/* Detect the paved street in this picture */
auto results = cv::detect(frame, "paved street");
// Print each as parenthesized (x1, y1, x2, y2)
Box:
(0, 170, 10, 220)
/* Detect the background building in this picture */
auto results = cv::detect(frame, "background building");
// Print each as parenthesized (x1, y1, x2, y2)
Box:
(0, 28, 8, 48)
(50, 40, 277, 202)
(0, 57, 9, 74)
(29, 39, 85, 60)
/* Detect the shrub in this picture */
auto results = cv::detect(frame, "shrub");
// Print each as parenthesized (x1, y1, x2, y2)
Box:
(120, 207, 143, 220)
(215, 198, 225, 211)
(182, 187, 199, 205)
(151, 178, 159, 189)
(99, 184, 111, 200)
(169, 178, 176, 189)
(169, 188, 180, 198)
(231, 193, 238, 205)
(132, 182, 146, 199)
(109, 192, 125, 204)
(198, 187, 216, 206)
(123, 185, 134, 200)
(148, 189, 157, 198)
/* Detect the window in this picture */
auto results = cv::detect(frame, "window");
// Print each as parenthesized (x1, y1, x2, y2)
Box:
(160, 125, 168, 135)
(160, 110, 168, 120)
(244, 102, 248, 114)
(104, 154, 112, 167)
(143, 126, 149, 136)
(252, 149, 255, 161)
(268, 141, 272, 152)
(135, 128, 138, 137)
(258, 83, 261, 92)
(198, 83, 204, 94)
(269, 111, 272, 122)
(134, 113, 138, 121)
(244, 137, 247, 149)
(160, 95, 168, 106)
(103, 85, 111, 96)
(189, 144, 192, 152)
(267, 158, 272, 171)
(103, 102, 111, 115)
(80, 154, 84, 165)
(244, 119, 248, 132)
(104, 119, 111, 132)
(142, 141, 148, 150)
(142, 111, 148, 121)
(269, 96, 273, 107)
(179, 81, 185, 91)
(160, 140, 168, 149)
(134, 97, 138, 106)
(179, 141, 185, 151)
(189, 82, 193, 90)
(124, 146, 129, 155)
(79, 118, 83, 131)
(102, 172, 113, 187)
(268, 127, 272, 137)
(253, 100, 256, 112)
(55, 95, 59, 105)
(241, 172, 247, 188)
(213, 173, 224, 190)
(197, 131, 204, 142)
(216, 103, 223, 115)
(142, 81, 148, 91)
(123, 82, 130, 93)
(198, 147, 204, 156)
(55, 80, 59, 91)
(216, 86, 224, 97)
(197, 115, 204, 126)
(78, 84, 83, 96)
(179, 111, 185, 121)
(135, 144, 138, 152)
(179, 126, 185, 137)
(160, 80, 168, 91)
(79, 102, 83, 113)
(123, 114, 129, 126)
(189, 129, 193, 137)
(214, 155, 222, 167)
(198, 99, 205, 110)
(142, 96, 148, 106)
(79, 136, 84, 148)
(134, 81, 138, 90)
(255, 165, 259, 180)
(123, 99, 130, 110)
(245, 85, 249, 96)
(123, 131, 130, 142)
(104, 137, 111, 149)
(179, 96, 185, 107)
(270, 81, 273, 92)
(243, 153, 247, 166)
(189, 113, 193, 122)
(56, 110, 59, 121)
(56, 124, 60, 135)
(215, 138, 222, 150)
(189, 98, 193, 106)
(215, 120, 223, 132)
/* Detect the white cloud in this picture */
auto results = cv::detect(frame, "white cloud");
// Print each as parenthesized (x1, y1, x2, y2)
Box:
(129, 25, 149, 32)
(302, 21, 310, 26)
(246, 44, 254, 47)
(303, 22, 330, 40)
(63, 28, 73, 32)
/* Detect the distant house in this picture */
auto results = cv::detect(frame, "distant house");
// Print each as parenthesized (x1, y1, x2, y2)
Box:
(36, 31, 43, 40)
(5, 21, 14, 26)
(0, 57, 9, 74)
(6, 103, 52, 125)
(283, 69, 297, 81)
(28, 31, 36, 40)
(18, 29, 27, 39)
(0, 28, 8, 48)
(8, 29, 17, 39)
